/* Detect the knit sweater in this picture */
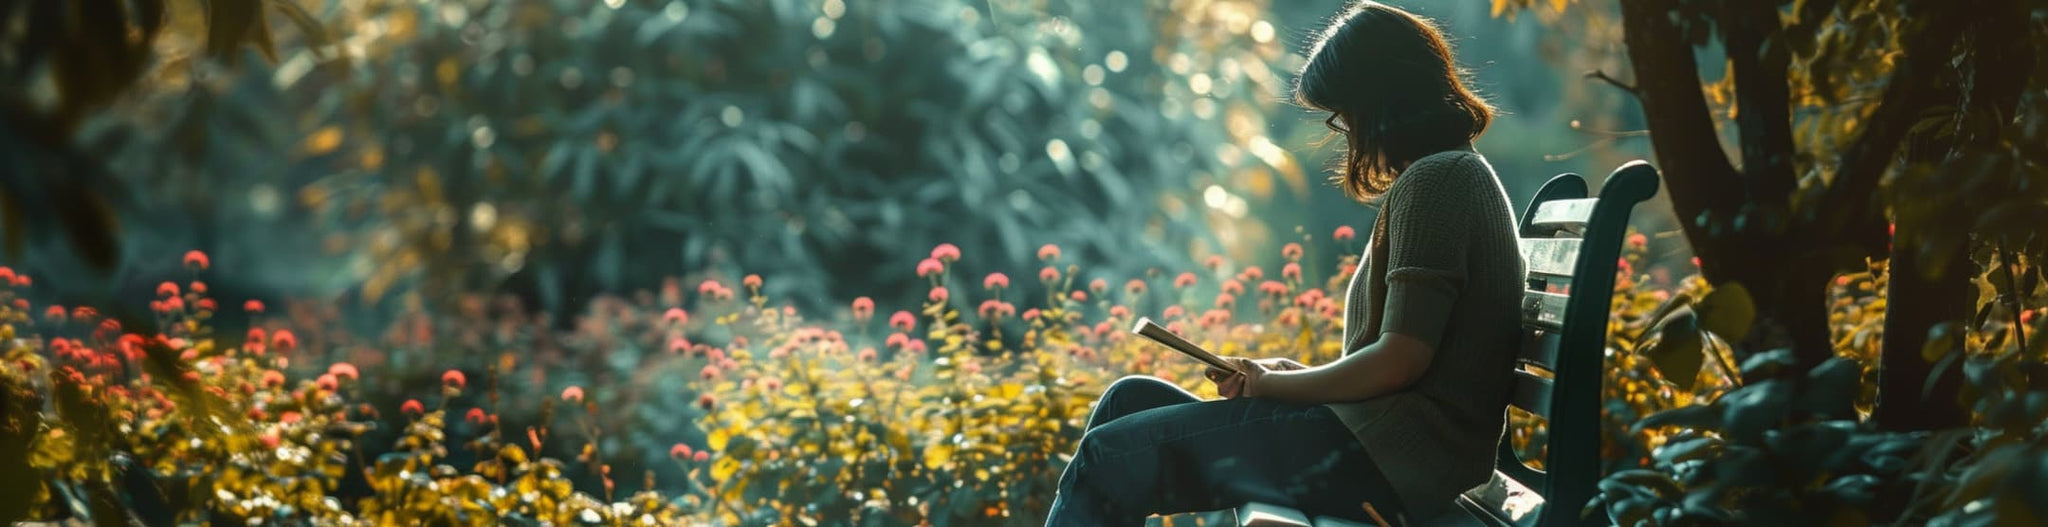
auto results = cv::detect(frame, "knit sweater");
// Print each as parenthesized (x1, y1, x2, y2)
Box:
(1326, 147, 1526, 521)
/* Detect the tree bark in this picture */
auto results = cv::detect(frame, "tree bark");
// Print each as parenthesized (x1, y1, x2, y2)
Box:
(1875, 233, 1971, 431)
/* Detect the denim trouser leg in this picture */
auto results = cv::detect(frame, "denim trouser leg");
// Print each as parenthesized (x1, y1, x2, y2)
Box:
(1045, 376, 1407, 527)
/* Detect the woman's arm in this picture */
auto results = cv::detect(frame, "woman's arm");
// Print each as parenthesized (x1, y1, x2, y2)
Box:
(1244, 332, 1434, 404)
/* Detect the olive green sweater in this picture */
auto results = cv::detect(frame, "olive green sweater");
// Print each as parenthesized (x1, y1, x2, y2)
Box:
(1327, 148, 1526, 521)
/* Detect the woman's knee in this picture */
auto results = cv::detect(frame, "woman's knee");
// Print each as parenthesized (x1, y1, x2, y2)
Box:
(1102, 375, 1179, 404)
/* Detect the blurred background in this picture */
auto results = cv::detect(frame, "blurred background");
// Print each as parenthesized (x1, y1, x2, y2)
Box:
(4, 0, 1661, 328)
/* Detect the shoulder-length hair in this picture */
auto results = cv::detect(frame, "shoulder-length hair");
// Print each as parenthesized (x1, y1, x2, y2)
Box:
(1293, 1, 1495, 203)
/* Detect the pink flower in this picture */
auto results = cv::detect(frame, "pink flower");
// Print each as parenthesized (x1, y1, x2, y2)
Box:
(1040, 266, 1060, 283)
(671, 443, 694, 460)
(271, 330, 298, 352)
(706, 347, 727, 362)
(464, 408, 488, 426)
(983, 273, 1010, 290)
(316, 374, 339, 392)
(1626, 233, 1647, 249)
(715, 287, 735, 301)
(1109, 305, 1130, 319)
(851, 297, 874, 320)
(1334, 226, 1356, 243)
(1282, 243, 1303, 261)
(978, 300, 1014, 320)
(1069, 290, 1087, 302)
(1174, 272, 1197, 288)
(191, 281, 208, 294)
(857, 347, 878, 361)
(895, 366, 915, 380)
(1240, 266, 1264, 281)
(327, 362, 358, 381)
(668, 337, 691, 354)
(1125, 279, 1147, 295)
(561, 386, 585, 403)
(664, 308, 689, 326)
(1038, 244, 1061, 261)
(1215, 293, 1236, 309)
(917, 258, 945, 278)
(196, 299, 217, 312)
(280, 411, 304, 425)
(764, 377, 784, 391)
(1282, 263, 1302, 281)
(1205, 255, 1224, 270)
(161, 297, 185, 313)
(743, 274, 763, 289)
(930, 243, 961, 263)
(693, 450, 711, 462)
(401, 399, 425, 416)
(1167, 321, 1186, 335)
(928, 287, 949, 303)
(43, 305, 66, 322)
(700, 365, 721, 380)
(889, 311, 916, 332)
(696, 394, 716, 411)
(157, 281, 180, 298)
(1088, 279, 1108, 294)
(244, 300, 265, 313)
(1221, 280, 1244, 296)
(904, 340, 927, 354)
(1163, 305, 1184, 319)
(1260, 280, 1287, 296)
(1022, 308, 1040, 321)
(442, 370, 467, 389)
(183, 250, 210, 271)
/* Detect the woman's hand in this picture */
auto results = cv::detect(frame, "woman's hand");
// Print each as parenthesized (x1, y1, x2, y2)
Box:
(1204, 357, 1301, 398)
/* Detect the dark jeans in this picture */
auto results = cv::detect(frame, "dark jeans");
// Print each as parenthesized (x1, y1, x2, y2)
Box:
(1045, 376, 1408, 527)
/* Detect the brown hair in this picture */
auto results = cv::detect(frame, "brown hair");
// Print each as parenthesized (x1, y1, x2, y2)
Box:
(1293, 1, 1494, 203)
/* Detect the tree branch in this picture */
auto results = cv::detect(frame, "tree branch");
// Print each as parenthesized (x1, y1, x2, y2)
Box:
(1816, 7, 1969, 259)
(1720, 1, 1799, 211)
(1617, 0, 1742, 280)
(1583, 69, 1637, 96)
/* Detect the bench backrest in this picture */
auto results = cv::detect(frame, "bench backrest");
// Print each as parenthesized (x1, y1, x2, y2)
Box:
(1491, 161, 1661, 526)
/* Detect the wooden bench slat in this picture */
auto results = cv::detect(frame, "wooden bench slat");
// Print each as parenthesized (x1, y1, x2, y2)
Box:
(1519, 238, 1580, 278)
(1509, 369, 1553, 419)
(1528, 198, 1598, 230)
(1519, 291, 1568, 331)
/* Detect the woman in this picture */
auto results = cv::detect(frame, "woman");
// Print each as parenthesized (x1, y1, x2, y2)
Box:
(1044, 3, 1526, 525)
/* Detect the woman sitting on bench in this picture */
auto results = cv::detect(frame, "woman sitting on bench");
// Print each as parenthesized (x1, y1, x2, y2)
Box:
(1045, 2, 1529, 525)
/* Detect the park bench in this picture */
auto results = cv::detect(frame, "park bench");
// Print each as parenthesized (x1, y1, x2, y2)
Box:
(1230, 160, 1663, 527)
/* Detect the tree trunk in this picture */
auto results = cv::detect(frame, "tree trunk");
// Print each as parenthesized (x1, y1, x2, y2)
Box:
(1874, 231, 1970, 431)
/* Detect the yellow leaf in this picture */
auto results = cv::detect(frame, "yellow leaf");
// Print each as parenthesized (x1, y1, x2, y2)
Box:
(924, 443, 955, 470)
(708, 428, 731, 451)
(300, 125, 342, 155)
(711, 456, 742, 481)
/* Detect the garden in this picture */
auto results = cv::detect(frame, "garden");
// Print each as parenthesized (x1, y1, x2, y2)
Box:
(2, 0, 2046, 525)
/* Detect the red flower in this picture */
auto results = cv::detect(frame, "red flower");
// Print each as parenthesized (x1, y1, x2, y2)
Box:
(1282, 243, 1303, 261)
(71, 306, 97, 321)
(663, 308, 689, 326)
(1626, 233, 1648, 249)
(561, 386, 585, 403)
(851, 297, 874, 320)
(1174, 272, 1197, 288)
(196, 299, 217, 312)
(696, 393, 717, 411)
(1022, 308, 1040, 321)
(1692, 257, 1702, 268)
(271, 330, 298, 352)
(1834, 275, 1852, 287)
(889, 311, 915, 332)
(190, 281, 208, 294)
(764, 377, 784, 391)
(930, 243, 961, 263)
(44, 306, 66, 323)
(1282, 263, 1302, 282)
(698, 280, 724, 296)
(161, 297, 185, 313)
(183, 250, 210, 271)
(693, 450, 711, 462)
(1125, 279, 1146, 295)
(1038, 244, 1061, 261)
(743, 274, 763, 289)
(1039, 266, 1060, 283)
(281, 411, 304, 425)
(464, 408, 488, 426)
(244, 300, 265, 313)
(916, 258, 944, 278)
(328, 362, 359, 381)
(671, 443, 694, 460)
(0, 267, 13, 284)
(983, 273, 1010, 290)
(442, 369, 467, 389)
(157, 281, 180, 298)
(10, 275, 27, 287)
(401, 399, 425, 416)
(316, 373, 340, 392)
(1334, 225, 1356, 243)
(1069, 290, 1087, 302)
(928, 287, 949, 303)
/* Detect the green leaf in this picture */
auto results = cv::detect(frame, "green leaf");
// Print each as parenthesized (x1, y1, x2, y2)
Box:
(1643, 306, 1707, 391)
(1695, 282, 1756, 343)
